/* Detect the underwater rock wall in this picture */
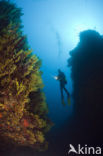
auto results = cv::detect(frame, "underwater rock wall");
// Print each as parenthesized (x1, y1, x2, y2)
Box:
(68, 30, 103, 144)
(0, 0, 51, 153)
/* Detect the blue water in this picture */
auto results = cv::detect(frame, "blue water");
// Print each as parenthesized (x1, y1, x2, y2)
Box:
(12, 0, 75, 131)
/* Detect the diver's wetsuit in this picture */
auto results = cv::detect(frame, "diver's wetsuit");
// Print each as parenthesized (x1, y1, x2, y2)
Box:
(57, 70, 70, 103)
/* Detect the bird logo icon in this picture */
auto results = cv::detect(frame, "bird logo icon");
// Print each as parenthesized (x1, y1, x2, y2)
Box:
(68, 144, 78, 154)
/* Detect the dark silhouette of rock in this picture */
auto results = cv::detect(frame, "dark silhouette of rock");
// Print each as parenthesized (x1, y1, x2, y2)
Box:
(67, 30, 103, 145)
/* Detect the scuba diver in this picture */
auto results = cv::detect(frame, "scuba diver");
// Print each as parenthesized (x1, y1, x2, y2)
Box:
(54, 69, 70, 106)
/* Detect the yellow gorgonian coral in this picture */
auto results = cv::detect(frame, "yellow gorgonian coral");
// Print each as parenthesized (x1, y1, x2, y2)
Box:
(0, 0, 51, 151)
